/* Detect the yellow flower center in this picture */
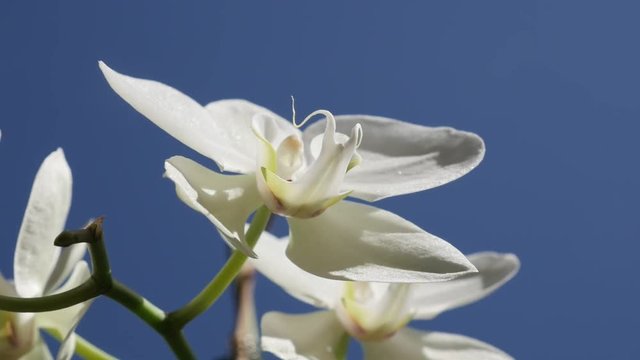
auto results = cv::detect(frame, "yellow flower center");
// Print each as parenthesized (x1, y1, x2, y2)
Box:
(336, 282, 413, 342)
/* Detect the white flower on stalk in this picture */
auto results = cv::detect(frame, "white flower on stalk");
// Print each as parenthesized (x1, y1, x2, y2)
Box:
(252, 233, 520, 360)
(1, 149, 91, 360)
(99, 62, 486, 282)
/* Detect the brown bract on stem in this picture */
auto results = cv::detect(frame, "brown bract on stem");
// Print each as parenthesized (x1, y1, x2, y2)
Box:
(231, 263, 261, 360)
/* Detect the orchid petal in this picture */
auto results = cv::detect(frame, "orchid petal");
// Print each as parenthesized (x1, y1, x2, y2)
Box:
(250, 232, 343, 309)
(20, 338, 53, 360)
(200, 99, 301, 173)
(287, 201, 476, 282)
(99, 62, 257, 173)
(14, 148, 71, 297)
(205, 99, 299, 171)
(44, 244, 87, 294)
(362, 328, 513, 360)
(36, 261, 92, 337)
(261, 311, 345, 360)
(164, 156, 262, 257)
(302, 116, 484, 201)
(409, 252, 520, 320)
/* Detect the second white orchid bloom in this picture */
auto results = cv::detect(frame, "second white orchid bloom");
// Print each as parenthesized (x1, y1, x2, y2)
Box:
(251, 232, 520, 360)
(100, 62, 485, 282)
(1, 149, 92, 360)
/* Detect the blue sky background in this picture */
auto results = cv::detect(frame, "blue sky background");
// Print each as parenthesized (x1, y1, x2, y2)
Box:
(1, 1, 638, 359)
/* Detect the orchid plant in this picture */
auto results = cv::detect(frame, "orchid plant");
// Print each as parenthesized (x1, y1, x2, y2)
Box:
(0, 63, 520, 360)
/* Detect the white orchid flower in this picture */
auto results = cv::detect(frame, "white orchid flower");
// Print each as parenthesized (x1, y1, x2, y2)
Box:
(1, 149, 92, 360)
(99, 62, 485, 282)
(251, 232, 519, 360)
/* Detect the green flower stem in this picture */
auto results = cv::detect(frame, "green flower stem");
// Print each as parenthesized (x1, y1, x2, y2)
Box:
(74, 333, 118, 360)
(105, 280, 196, 360)
(0, 220, 107, 312)
(1, 219, 197, 360)
(86, 224, 112, 288)
(1, 209, 271, 360)
(0, 279, 101, 312)
(334, 332, 350, 360)
(105, 280, 165, 330)
(82, 220, 195, 359)
(168, 206, 272, 329)
(75, 334, 118, 360)
(45, 328, 117, 360)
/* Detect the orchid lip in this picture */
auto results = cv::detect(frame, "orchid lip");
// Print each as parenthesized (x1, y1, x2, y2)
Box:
(252, 105, 363, 218)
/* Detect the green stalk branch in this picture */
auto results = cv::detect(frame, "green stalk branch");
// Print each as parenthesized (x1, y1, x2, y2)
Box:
(0, 220, 109, 312)
(81, 220, 195, 360)
(0, 218, 196, 360)
(334, 333, 350, 360)
(167, 206, 272, 329)
(0, 280, 101, 312)
(105, 280, 165, 332)
(45, 328, 117, 360)
(105, 280, 195, 360)
(1, 209, 271, 359)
